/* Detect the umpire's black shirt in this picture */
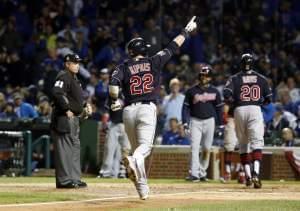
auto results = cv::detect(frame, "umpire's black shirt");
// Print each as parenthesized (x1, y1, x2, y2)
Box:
(51, 70, 84, 133)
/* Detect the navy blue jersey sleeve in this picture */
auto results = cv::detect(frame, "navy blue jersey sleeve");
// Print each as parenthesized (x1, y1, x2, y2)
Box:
(261, 77, 272, 104)
(214, 89, 224, 126)
(182, 90, 191, 125)
(262, 77, 272, 99)
(110, 65, 124, 86)
(214, 89, 224, 107)
(223, 77, 234, 100)
(151, 41, 179, 71)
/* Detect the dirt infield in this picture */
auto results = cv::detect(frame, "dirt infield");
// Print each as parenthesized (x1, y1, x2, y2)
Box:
(0, 181, 300, 210)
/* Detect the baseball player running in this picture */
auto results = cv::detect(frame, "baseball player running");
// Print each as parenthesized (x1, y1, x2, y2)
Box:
(182, 65, 223, 182)
(223, 53, 272, 188)
(109, 16, 197, 199)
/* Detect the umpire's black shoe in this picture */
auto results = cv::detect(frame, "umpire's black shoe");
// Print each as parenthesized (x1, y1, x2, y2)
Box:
(75, 181, 88, 188)
(56, 182, 79, 189)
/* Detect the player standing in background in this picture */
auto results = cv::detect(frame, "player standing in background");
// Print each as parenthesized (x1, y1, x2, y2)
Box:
(221, 104, 245, 184)
(182, 65, 223, 182)
(108, 17, 197, 200)
(98, 96, 131, 178)
(223, 53, 272, 188)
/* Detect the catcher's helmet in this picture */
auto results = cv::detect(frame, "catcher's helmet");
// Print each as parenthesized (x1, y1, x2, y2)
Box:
(241, 53, 253, 71)
(126, 37, 150, 58)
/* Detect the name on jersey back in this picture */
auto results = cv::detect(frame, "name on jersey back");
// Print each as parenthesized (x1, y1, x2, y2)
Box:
(242, 75, 257, 83)
(129, 63, 151, 75)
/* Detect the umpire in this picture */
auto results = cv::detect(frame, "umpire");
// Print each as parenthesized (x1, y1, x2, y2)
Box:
(51, 54, 92, 189)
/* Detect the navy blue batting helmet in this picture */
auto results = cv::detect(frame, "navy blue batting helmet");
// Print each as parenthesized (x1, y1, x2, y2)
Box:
(126, 37, 150, 58)
(241, 53, 253, 71)
(199, 64, 212, 76)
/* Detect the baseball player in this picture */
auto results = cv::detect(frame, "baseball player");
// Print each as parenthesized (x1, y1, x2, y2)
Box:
(99, 97, 131, 178)
(223, 53, 272, 188)
(222, 104, 245, 183)
(109, 16, 197, 199)
(182, 65, 223, 182)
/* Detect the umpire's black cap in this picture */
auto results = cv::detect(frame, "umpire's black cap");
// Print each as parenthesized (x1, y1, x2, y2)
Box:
(64, 54, 82, 63)
(126, 37, 150, 57)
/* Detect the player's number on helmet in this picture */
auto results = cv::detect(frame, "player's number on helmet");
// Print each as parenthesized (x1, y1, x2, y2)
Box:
(240, 85, 261, 101)
(130, 73, 154, 95)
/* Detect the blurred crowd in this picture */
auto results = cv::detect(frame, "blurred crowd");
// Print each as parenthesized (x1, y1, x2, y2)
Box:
(0, 0, 300, 146)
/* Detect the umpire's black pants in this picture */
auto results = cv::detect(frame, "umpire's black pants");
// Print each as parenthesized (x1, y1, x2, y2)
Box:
(51, 116, 81, 185)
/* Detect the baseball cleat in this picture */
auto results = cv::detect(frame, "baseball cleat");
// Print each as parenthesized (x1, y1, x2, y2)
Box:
(123, 156, 138, 184)
(136, 183, 149, 200)
(252, 176, 262, 189)
(185, 175, 200, 182)
(245, 177, 253, 187)
(199, 177, 209, 182)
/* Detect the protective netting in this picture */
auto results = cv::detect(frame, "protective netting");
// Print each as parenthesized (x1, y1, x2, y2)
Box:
(0, 131, 25, 176)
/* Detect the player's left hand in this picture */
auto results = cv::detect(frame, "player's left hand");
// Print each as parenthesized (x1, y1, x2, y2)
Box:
(185, 16, 197, 32)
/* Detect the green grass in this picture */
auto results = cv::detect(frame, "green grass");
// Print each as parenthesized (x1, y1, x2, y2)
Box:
(0, 192, 90, 204)
(122, 200, 300, 211)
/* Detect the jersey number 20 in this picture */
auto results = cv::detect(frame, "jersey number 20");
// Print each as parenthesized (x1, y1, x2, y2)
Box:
(240, 85, 261, 101)
(130, 73, 154, 95)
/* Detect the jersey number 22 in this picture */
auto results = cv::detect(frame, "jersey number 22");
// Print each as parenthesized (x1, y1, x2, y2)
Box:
(130, 73, 154, 95)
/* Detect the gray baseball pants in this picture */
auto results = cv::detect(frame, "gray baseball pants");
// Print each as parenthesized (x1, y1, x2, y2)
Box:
(190, 117, 215, 178)
(100, 122, 131, 177)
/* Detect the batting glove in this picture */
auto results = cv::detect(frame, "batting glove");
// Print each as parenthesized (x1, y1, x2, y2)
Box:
(184, 16, 197, 33)
(111, 99, 122, 111)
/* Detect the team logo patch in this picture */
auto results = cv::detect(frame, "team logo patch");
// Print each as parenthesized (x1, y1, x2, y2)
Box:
(193, 92, 216, 104)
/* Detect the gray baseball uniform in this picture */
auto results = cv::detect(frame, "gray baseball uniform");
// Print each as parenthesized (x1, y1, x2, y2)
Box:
(223, 67, 272, 188)
(110, 41, 179, 190)
(182, 83, 223, 179)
